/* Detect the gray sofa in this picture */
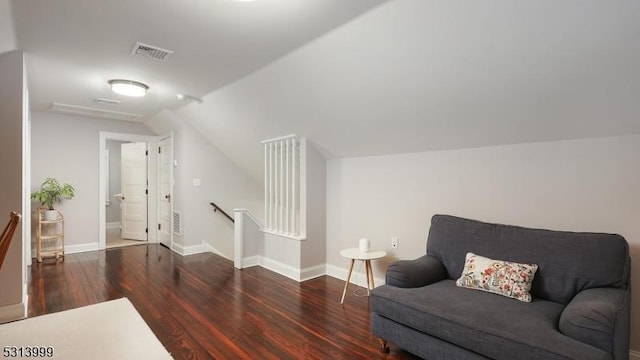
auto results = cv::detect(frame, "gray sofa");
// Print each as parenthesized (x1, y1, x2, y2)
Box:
(371, 215, 630, 360)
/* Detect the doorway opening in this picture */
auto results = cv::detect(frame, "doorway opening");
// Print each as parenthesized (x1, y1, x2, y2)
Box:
(105, 140, 149, 249)
(99, 132, 171, 250)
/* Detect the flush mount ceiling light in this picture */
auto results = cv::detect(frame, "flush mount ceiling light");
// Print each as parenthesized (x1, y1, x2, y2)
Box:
(108, 79, 149, 97)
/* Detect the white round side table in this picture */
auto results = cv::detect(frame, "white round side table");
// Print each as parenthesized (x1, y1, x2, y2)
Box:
(339, 248, 387, 304)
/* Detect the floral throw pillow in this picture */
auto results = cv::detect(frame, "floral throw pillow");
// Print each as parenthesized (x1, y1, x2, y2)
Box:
(455, 252, 538, 302)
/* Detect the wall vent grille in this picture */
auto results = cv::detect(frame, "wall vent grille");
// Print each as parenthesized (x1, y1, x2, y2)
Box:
(131, 42, 174, 61)
(173, 212, 183, 235)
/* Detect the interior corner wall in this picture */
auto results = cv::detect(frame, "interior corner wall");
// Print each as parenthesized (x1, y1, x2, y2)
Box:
(30, 112, 154, 252)
(0, 51, 24, 315)
(144, 110, 263, 258)
(326, 134, 640, 351)
(239, 212, 263, 261)
(300, 140, 326, 269)
(263, 233, 301, 269)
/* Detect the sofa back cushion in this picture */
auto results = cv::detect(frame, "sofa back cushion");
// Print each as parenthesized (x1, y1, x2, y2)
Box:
(426, 215, 629, 304)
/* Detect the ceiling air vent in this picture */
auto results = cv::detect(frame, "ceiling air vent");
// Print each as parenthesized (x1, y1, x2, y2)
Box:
(131, 42, 174, 62)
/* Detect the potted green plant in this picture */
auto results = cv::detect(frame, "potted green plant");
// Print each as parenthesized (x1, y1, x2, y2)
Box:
(31, 178, 75, 220)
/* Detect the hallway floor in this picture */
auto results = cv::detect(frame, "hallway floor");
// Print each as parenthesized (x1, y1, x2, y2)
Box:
(105, 228, 146, 249)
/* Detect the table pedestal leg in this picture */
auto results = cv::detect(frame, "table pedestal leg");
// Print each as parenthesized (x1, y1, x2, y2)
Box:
(367, 260, 375, 290)
(341, 259, 355, 304)
(364, 260, 371, 296)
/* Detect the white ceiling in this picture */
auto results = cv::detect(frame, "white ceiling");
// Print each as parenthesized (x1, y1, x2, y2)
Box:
(172, 0, 640, 182)
(7, 0, 640, 184)
(9, 0, 386, 118)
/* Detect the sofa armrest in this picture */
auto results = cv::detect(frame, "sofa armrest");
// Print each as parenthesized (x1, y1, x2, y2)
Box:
(559, 287, 629, 356)
(385, 255, 446, 288)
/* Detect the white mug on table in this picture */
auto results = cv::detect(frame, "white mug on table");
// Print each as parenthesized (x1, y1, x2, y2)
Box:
(359, 238, 370, 252)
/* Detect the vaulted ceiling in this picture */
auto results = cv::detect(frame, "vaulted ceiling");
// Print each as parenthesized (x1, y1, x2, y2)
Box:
(5, 0, 640, 183)
(172, 0, 640, 181)
(8, 0, 386, 118)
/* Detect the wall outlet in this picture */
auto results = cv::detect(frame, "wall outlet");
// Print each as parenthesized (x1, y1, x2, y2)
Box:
(391, 237, 398, 249)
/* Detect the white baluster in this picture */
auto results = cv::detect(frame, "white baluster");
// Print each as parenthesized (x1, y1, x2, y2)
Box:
(268, 143, 273, 230)
(285, 139, 290, 235)
(273, 141, 277, 232)
(262, 135, 302, 237)
(291, 138, 297, 236)
(264, 143, 268, 230)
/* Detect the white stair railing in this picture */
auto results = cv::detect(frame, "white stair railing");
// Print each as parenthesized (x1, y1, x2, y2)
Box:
(262, 134, 301, 238)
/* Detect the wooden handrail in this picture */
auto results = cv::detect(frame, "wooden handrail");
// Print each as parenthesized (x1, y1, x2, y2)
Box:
(210, 202, 234, 223)
(1, 211, 22, 270)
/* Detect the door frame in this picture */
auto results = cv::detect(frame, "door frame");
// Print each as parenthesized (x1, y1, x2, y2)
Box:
(98, 132, 158, 250)
(157, 133, 174, 250)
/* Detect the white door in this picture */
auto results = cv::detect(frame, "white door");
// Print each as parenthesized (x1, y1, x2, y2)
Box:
(121, 142, 148, 241)
(158, 137, 172, 248)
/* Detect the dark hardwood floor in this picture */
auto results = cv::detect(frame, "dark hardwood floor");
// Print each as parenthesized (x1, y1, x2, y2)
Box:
(28, 244, 419, 359)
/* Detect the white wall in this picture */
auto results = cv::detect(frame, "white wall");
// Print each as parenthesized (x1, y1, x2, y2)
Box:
(0, 0, 16, 54)
(144, 110, 262, 258)
(0, 51, 25, 321)
(30, 112, 154, 252)
(263, 233, 301, 269)
(326, 134, 640, 351)
(300, 139, 326, 269)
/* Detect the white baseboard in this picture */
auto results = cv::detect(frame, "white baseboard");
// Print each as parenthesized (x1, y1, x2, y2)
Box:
(172, 242, 207, 256)
(240, 256, 325, 282)
(106, 222, 121, 230)
(0, 302, 26, 324)
(170, 242, 185, 254)
(300, 264, 326, 282)
(239, 256, 385, 285)
(242, 256, 261, 268)
(202, 242, 233, 261)
(630, 350, 640, 360)
(261, 257, 304, 281)
(172, 241, 235, 259)
(202, 242, 221, 256)
(326, 264, 385, 289)
(65, 242, 100, 254)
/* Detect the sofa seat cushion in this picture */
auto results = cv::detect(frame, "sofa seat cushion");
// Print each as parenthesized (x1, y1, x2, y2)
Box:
(371, 280, 610, 360)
